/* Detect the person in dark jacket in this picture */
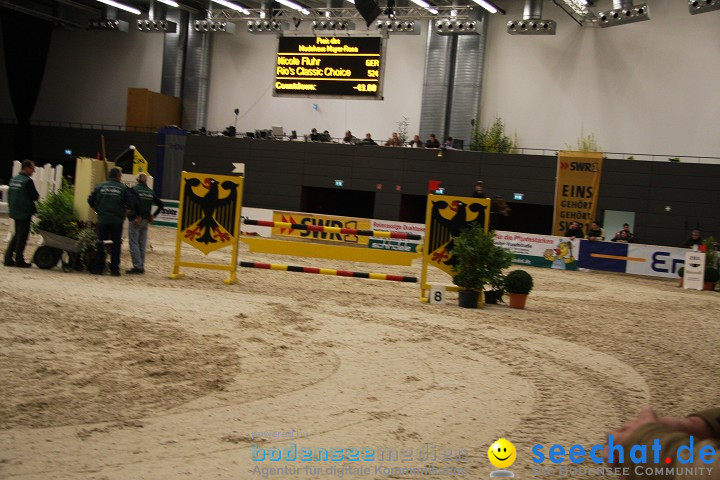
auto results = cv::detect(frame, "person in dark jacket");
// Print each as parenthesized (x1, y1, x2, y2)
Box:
(126, 173, 164, 274)
(564, 221, 584, 240)
(87, 167, 135, 276)
(472, 180, 487, 198)
(586, 220, 604, 241)
(3, 160, 39, 268)
(425, 134, 440, 148)
(683, 229, 703, 248)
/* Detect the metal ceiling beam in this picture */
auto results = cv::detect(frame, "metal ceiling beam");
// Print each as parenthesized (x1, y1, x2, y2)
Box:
(208, 4, 478, 20)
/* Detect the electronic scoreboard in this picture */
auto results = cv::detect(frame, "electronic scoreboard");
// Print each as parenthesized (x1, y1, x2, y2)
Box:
(274, 36, 383, 99)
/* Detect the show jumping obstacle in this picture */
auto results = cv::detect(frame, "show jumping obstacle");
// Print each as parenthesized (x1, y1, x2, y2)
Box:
(242, 219, 422, 240)
(239, 218, 422, 282)
(239, 261, 418, 283)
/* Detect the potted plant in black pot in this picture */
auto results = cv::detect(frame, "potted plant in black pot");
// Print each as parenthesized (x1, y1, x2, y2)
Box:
(702, 237, 718, 291)
(451, 224, 513, 308)
(505, 269, 534, 309)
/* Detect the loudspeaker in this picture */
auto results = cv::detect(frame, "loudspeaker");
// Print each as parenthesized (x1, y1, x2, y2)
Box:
(355, 0, 381, 26)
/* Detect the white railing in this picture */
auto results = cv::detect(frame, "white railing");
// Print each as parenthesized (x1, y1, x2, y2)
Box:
(0, 185, 8, 214)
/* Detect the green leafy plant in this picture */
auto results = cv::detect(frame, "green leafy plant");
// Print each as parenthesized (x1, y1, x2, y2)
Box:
(703, 236, 717, 268)
(395, 116, 409, 144)
(505, 269, 534, 294)
(32, 181, 79, 239)
(452, 224, 513, 291)
(704, 267, 719, 283)
(566, 128, 602, 152)
(77, 225, 98, 255)
(470, 117, 517, 153)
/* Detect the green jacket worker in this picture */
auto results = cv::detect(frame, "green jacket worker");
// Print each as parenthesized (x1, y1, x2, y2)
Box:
(4, 160, 39, 268)
(87, 167, 135, 276)
(126, 173, 164, 274)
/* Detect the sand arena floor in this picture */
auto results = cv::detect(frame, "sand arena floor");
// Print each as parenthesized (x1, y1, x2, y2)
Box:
(1, 218, 718, 480)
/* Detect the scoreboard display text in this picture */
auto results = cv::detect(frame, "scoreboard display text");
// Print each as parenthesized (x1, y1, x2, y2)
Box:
(274, 36, 383, 98)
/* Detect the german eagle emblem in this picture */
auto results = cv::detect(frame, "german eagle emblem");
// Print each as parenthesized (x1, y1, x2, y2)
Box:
(180, 176, 240, 254)
(426, 196, 490, 275)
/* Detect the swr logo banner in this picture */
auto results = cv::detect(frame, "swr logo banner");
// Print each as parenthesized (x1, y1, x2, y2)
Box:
(552, 151, 604, 237)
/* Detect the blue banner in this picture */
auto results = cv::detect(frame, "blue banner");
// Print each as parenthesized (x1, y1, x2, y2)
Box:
(578, 241, 629, 272)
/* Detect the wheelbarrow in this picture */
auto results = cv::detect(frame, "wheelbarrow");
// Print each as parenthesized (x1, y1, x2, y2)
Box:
(33, 230, 83, 272)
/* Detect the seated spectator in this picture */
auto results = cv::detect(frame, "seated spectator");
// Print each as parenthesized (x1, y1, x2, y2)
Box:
(442, 136, 454, 149)
(683, 228, 703, 248)
(472, 180, 486, 198)
(425, 134, 440, 148)
(407, 134, 424, 148)
(343, 130, 357, 144)
(611, 223, 635, 243)
(385, 132, 403, 147)
(358, 133, 377, 146)
(309, 128, 321, 142)
(321, 130, 332, 142)
(564, 221, 584, 240)
(586, 220, 604, 241)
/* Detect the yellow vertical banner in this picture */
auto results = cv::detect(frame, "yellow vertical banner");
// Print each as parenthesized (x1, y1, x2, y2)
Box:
(170, 171, 244, 285)
(420, 195, 491, 301)
(552, 151, 604, 237)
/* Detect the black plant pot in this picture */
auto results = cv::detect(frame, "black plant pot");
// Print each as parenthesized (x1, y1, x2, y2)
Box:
(458, 290, 480, 308)
(484, 290, 500, 304)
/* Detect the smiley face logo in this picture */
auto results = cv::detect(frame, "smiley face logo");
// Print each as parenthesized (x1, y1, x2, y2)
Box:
(488, 438, 516, 469)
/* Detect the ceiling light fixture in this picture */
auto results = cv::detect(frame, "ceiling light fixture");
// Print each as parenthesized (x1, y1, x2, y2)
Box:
(212, 0, 251, 14)
(410, 0, 438, 14)
(472, 0, 498, 13)
(156, 0, 180, 7)
(94, 0, 142, 15)
(274, 0, 311, 15)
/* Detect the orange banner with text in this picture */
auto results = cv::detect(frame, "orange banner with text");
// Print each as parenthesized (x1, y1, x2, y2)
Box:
(552, 151, 603, 237)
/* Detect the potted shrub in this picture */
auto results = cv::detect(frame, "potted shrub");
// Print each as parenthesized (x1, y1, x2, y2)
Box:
(451, 224, 513, 308)
(704, 267, 719, 291)
(677, 266, 685, 288)
(505, 270, 534, 309)
(702, 237, 718, 291)
(485, 276, 505, 305)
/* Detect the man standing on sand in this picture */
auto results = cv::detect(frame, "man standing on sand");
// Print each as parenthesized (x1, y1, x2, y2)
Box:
(126, 173, 164, 274)
(88, 167, 135, 276)
(4, 160, 39, 268)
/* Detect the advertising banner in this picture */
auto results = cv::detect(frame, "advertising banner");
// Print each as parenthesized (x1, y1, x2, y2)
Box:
(154, 199, 179, 227)
(369, 238, 420, 253)
(272, 211, 371, 245)
(552, 151, 604, 237)
(683, 252, 706, 290)
(494, 231, 579, 270)
(370, 219, 425, 241)
(626, 244, 689, 279)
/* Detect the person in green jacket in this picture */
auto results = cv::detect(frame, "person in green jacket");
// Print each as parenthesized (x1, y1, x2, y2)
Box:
(126, 173, 164, 274)
(87, 167, 135, 276)
(3, 160, 39, 268)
